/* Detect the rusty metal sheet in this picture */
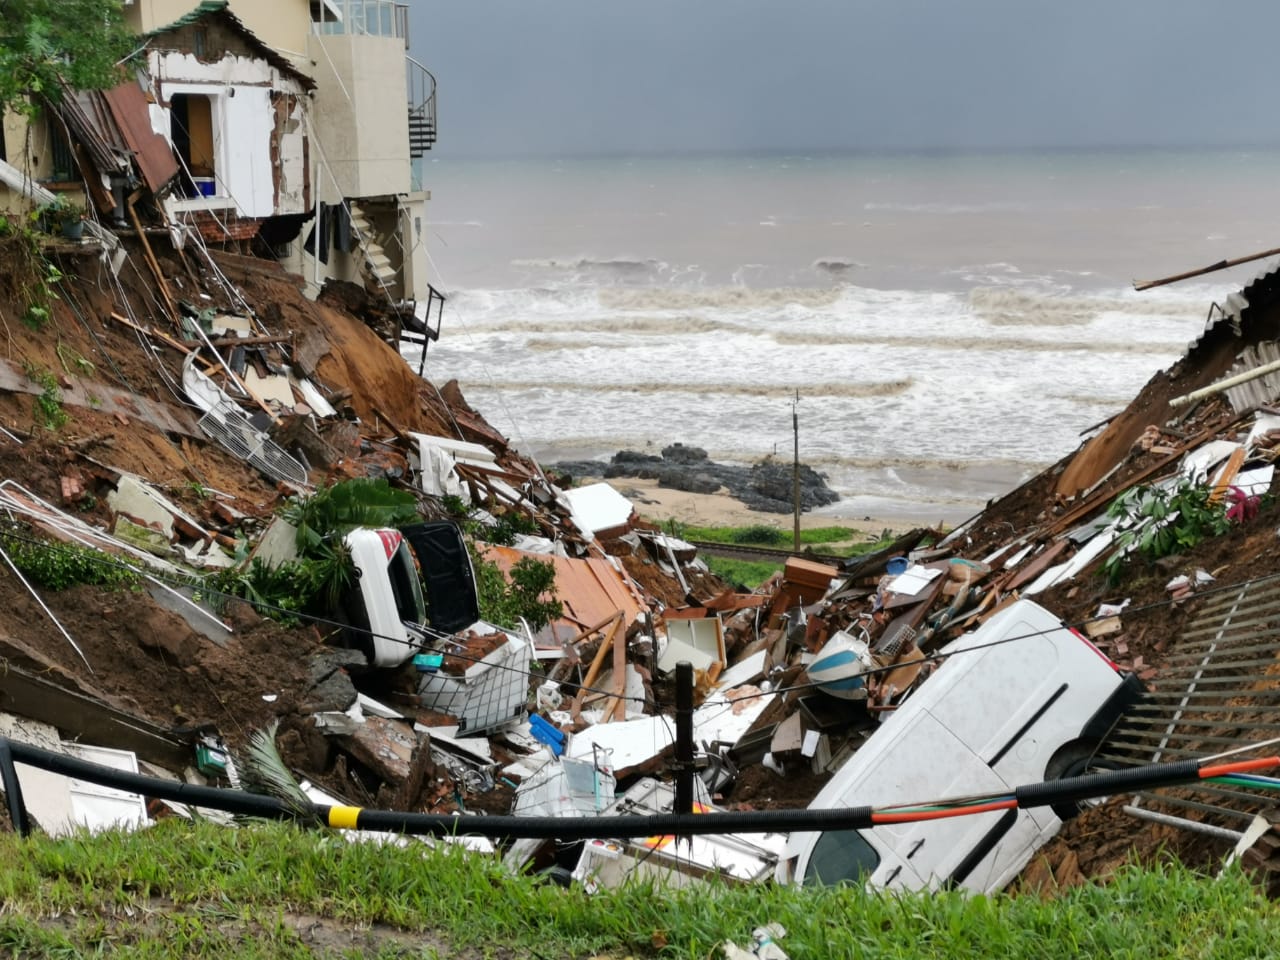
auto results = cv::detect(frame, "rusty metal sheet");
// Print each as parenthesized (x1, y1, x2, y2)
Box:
(56, 87, 127, 177)
(102, 79, 179, 194)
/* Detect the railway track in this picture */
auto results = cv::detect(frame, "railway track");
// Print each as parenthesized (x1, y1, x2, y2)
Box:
(688, 540, 808, 563)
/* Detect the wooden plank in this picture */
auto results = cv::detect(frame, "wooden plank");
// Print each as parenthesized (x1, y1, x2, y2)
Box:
(1046, 412, 1240, 537)
(570, 613, 622, 719)
(127, 192, 179, 324)
(1004, 539, 1071, 593)
(1208, 447, 1246, 504)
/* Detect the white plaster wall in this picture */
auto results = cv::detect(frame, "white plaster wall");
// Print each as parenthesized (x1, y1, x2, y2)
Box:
(400, 191, 431, 302)
(307, 33, 410, 201)
(154, 49, 278, 87)
(277, 97, 308, 214)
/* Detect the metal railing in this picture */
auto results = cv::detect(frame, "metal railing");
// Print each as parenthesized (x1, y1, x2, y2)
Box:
(406, 55, 437, 159)
(312, 0, 409, 48)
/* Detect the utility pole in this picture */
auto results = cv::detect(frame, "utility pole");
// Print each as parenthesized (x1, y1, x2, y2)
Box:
(792, 390, 801, 553)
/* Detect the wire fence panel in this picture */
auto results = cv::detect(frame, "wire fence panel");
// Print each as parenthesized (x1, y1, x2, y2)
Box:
(1103, 578, 1280, 837)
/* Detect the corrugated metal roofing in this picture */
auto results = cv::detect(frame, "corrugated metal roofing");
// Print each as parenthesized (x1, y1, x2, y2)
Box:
(100, 79, 180, 194)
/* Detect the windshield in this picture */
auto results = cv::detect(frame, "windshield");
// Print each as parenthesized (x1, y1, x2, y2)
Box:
(803, 830, 882, 885)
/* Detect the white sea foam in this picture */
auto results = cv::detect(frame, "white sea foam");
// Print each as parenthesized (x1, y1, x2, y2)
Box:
(417, 148, 1280, 522)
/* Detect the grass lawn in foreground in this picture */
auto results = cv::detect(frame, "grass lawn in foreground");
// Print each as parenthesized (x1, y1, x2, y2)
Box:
(0, 818, 1276, 958)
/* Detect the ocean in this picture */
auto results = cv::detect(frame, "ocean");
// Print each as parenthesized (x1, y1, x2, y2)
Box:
(409, 148, 1280, 526)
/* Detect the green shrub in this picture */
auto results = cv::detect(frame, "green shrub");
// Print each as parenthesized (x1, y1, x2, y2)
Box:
(2, 535, 139, 591)
(730, 524, 786, 545)
(1103, 478, 1233, 582)
(22, 362, 68, 430)
(470, 548, 563, 631)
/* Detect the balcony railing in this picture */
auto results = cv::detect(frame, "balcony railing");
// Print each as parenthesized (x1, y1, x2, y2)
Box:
(312, 0, 409, 48)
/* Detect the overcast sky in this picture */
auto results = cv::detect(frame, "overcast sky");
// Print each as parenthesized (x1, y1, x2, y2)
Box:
(411, 0, 1280, 158)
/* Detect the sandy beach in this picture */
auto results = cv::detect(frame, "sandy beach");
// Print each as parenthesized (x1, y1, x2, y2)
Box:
(603, 476, 948, 536)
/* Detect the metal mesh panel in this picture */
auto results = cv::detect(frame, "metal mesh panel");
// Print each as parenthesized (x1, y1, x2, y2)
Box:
(417, 633, 530, 736)
(1102, 578, 1280, 836)
(197, 401, 308, 487)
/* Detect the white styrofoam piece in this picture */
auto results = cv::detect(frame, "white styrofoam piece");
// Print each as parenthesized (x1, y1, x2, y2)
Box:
(1181, 440, 1243, 483)
(714, 650, 767, 692)
(566, 715, 675, 770)
(1024, 559, 1074, 596)
(1232, 464, 1275, 497)
(886, 564, 943, 596)
(561, 482, 635, 535)
(1050, 523, 1120, 584)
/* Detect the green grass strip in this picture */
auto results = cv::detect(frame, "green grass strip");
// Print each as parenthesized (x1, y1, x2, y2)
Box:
(0, 819, 1277, 958)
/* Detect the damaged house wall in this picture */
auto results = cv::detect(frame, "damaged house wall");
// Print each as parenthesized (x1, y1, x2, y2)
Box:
(125, 1, 313, 72)
(146, 14, 313, 223)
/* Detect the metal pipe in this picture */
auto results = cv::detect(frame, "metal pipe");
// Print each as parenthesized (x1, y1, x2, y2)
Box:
(674, 661, 694, 819)
(1, 735, 1267, 843)
(1133, 245, 1280, 292)
(1122, 804, 1243, 842)
(1169, 357, 1280, 408)
(0, 740, 30, 837)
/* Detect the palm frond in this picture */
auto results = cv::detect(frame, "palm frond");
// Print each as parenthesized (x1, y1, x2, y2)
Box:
(237, 720, 313, 814)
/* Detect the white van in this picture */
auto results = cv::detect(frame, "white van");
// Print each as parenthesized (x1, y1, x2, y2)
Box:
(777, 599, 1141, 894)
(337, 523, 478, 668)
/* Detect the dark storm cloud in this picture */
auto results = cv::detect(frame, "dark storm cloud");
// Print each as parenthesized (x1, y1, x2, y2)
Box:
(411, 0, 1280, 157)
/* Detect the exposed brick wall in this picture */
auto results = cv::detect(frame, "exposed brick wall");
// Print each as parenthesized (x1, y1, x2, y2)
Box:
(186, 210, 262, 243)
(157, 21, 254, 67)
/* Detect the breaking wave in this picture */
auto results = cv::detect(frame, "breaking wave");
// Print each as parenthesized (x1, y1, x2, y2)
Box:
(807, 453, 1043, 474)
(510, 257, 670, 279)
(781, 331, 1187, 355)
(1057, 393, 1140, 408)
(968, 287, 1204, 326)
(597, 286, 844, 310)
(468, 379, 914, 399)
(474, 315, 737, 338)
